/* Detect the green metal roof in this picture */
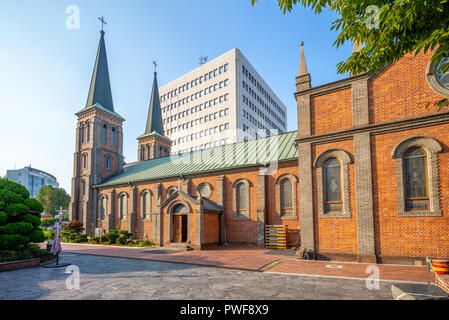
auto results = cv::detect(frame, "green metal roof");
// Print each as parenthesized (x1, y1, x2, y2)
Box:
(98, 131, 298, 188)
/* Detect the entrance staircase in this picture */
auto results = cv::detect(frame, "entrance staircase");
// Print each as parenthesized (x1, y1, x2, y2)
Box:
(161, 243, 194, 252)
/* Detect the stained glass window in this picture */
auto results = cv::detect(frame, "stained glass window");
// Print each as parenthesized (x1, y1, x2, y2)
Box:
(324, 158, 343, 213)
(280, 179, 292, 215)
(404, 148, 429, 211)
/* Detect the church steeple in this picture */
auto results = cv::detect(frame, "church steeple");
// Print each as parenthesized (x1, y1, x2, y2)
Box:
(296, 42, 311, 91)
(137, 67, 171, 162)
(85, 30, 114, 112)
(144, 72, 164, 136)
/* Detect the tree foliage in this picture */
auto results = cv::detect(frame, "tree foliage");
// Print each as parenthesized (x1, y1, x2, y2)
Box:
(251, 0, 449, 75)
(0, 179, 45, 251)
(36, 185, 71, 216)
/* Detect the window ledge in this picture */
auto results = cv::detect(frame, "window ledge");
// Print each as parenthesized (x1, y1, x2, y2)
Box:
(398, 210, 442, 217)
(318, 211, 351, 219)
(278, 213, 298, 220)
(233, 212, 251, 221)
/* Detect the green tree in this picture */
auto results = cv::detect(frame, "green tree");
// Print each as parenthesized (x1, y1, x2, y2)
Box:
(36, 185, 71, 216)
(0, 179, 45, 252)
(252, 1, 449, 84)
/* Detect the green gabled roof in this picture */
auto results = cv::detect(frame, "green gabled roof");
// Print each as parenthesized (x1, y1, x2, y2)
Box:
(98, 131, 298, 188)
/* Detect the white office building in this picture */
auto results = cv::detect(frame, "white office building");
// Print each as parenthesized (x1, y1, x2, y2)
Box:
(6, 166, 59, 198)
(159, 48, 287, 154)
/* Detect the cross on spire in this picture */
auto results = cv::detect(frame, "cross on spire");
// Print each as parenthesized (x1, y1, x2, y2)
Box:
(98, 16, 107, 32)
(152, 61, 158, 73)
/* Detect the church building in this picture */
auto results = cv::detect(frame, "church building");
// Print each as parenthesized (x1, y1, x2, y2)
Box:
(70, 30, 449, 264)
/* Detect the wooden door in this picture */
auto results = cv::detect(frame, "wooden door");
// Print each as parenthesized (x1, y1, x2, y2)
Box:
(173, 215, 182, 243)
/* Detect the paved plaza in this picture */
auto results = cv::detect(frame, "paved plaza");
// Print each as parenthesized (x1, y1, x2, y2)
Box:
(0, 253, 405, 300)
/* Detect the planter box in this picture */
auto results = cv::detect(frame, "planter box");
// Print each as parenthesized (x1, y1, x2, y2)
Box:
(0, 258, 41, 272)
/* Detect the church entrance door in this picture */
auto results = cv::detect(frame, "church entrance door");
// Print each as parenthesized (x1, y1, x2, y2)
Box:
(172, 214, 188, 243)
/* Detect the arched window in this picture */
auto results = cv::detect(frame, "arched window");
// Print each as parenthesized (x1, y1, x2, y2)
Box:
(141, 191, 151, 220)
(105, 155, 111, 171)
(83, 153, 88, 169)
(82, 180, 86, 196)
(173, 204, 188, 214)
(280, 179, 293, 215)
(232, 179, 251, 220)
(87, 123, 91, 142)
(80, 124, 85, 144)
(99, 196, 107, 220)
(111, 127, 116, 147)
(403, 148, 429, 211)
(323, 158, 343, 213)
(119, 193, 128, 219)
(102, 124, 108, 145)
(391, 136, 443, 217)
(276, 174, 298, 220)
(314, 149, 352, 218)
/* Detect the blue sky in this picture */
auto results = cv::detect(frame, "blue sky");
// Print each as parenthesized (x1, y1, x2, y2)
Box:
(0, 0, 352, 192)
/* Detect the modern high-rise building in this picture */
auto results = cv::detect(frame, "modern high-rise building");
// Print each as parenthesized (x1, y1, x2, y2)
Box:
(159, 48, 287, 154)
(6, 166, 59, 198)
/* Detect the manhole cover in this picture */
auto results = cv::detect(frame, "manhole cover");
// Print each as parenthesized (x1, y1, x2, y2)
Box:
(325, 265, 343, 269)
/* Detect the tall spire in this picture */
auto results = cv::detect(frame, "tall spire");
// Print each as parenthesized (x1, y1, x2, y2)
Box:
(296, 42, 311, 91)
(298, 41, 309, 76)
(145, 72, 164, 135)
(85, 30, 114, 112)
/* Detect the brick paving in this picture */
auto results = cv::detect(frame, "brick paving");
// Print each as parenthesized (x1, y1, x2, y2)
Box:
(62, 243, 428, 283)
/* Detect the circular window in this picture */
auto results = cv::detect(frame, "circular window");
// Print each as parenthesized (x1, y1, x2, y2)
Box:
(427, 57, 449, 97)
(198, 183, 213, 198)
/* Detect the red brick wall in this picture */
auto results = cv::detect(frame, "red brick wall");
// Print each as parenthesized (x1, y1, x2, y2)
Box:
(371, 126, 449, 258)
(203, 213, 220, 244)
(312, 140, 358, 254)
(310, 88, 353, 135)
(368, 51, 446, 124)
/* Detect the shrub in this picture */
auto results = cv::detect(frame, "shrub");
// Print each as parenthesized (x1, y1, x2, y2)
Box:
(99, 235, 108, 243)
(73, 234, 88, 243)
(40, 218, 56, 228)
(5, 204, 29, 217)
(138, 239, 156, 247)
(23, 214, 41, 227)
(0, 179, 29, 200)
(24, 199, 44, 214)
(89, 237, 100, 244)
(0, 212, 7, 225)
(0, 234, 30, 250)
(119, 230, 132, 237)
(29, 229, 45, 243)
(105, 231, 119, 244)
(0, 179, 45, 256)
(0, 222, 34, 235)
(43, 229, 55, 240)
(64, 220, 84, 235)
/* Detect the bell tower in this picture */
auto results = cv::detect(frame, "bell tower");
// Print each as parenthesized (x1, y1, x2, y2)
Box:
(69, 29, 125, 235)
(137, 70, 171, 161)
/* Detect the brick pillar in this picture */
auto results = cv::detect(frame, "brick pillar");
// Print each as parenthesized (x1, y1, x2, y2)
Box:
(354, 133, 376, 262)
(195, 197, 204, 249)
(216, 175, 226, 244)
(106, 190, 115, 232)
(298, 142, 314, 252)
(128, 186, 137, 235)
(182, 179, 190, 194)
(296, 91, 314, 253)
(152, 183, 162, 246)
(257, 169, 267, 247)
(352, 77, 376, 262)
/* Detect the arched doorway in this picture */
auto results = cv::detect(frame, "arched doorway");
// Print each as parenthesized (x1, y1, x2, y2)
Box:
(172, 204, 189, 243)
